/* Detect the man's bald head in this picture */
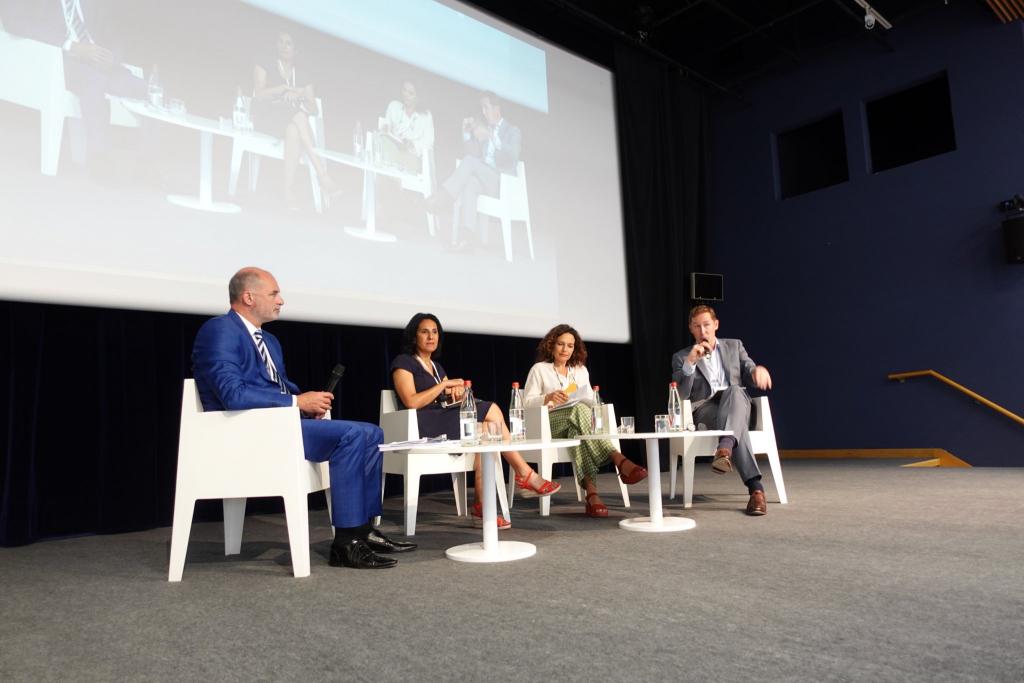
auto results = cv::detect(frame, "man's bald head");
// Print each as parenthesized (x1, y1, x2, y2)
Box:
(228, 267, 271, 304)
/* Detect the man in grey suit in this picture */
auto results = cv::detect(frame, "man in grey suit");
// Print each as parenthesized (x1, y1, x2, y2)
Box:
(428, 90, 522, 249)
(671, 305, 774, 515)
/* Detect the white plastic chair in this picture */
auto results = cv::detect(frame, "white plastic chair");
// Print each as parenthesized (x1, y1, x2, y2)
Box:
(379, 390, 509, 536)
(168, 380, 331, 582)
(404, 143, 437, 236)
(0, 31, 141, 175)
(451, 160, 534, 262)
(370, 118, 437, 236)
(510, 403, 630, 516)
(668, 396, 788, 508)
(227, 97, 326, 212)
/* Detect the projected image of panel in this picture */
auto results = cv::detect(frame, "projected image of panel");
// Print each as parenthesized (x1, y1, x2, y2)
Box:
(0, 0, 629, 342)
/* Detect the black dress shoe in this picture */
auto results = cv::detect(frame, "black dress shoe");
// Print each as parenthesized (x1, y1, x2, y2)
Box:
(365, 529, 418, 554)
(329, 539, 398, 569)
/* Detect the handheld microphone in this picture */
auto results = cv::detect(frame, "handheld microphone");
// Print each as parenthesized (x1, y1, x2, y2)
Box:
(324, 364, 345, 394)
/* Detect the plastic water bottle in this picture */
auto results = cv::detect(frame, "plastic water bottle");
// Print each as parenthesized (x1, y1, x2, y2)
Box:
(352, 120, 363, 157)
(668, 381, 684, 431)
(509, 382, 525, 441)
(147, 65, 163, 108)
(591, 384, 604, 435)
(233, 86, 247, 129)
(459, 380, 477, 445)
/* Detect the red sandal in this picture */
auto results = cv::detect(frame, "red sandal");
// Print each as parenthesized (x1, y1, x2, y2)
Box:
(618, 460, 648, 485)
(471, 500, 511, 529)
(585, 493, 609, 518)
(514, 471, 562, 499)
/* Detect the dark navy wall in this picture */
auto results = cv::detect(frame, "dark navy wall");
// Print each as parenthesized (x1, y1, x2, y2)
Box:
(705, 4, 1024, 466)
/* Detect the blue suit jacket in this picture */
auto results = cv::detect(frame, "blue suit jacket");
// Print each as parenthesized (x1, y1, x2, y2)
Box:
(192, 311, 300, 412)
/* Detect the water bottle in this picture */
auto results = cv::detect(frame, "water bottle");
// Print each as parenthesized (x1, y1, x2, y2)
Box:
(459, 380, 477, 445)
(147, 65, 163, 108)
(509, 382, 525, 441)
(591, 384, 604, 435)
(233, 86, 247, 129)
(352, 120, 363, 157)
(668, 381, 684, 431)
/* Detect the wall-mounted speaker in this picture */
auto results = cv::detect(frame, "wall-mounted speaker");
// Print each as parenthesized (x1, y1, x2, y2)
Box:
(690, 273, 724, 301)
(1003, 216, 1024, 264)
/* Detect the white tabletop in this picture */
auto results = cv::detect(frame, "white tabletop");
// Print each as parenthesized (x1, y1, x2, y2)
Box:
(379, 438, 580, 454)
(120, 99, 232, 136)
(318, 147, 416, 181)
(578, 430, 732, 440)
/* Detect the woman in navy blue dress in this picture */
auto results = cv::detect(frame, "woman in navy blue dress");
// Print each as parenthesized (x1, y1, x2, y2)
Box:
(391, 313, 561, 527)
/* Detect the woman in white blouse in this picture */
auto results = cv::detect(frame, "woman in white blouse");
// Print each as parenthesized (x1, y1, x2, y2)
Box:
(523, 324, 647, 517)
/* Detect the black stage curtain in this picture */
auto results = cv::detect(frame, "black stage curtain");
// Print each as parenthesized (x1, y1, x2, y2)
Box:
(0, 301, 634, 546)
(614, 43, 708, 429)
(1, 45, 708, 548)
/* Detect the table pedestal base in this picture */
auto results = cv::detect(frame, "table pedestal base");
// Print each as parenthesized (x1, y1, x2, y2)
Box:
(343, 226, 397, 242)
(167, 130, 240, 213)
(167, 195, 241, 213)
(445, 540, 536, 563)
(618, 436, 697, 533)
(619, 516, 696, 533)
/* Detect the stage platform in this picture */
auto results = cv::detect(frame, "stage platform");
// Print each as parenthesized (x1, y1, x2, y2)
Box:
(2, 459, 1021, 681)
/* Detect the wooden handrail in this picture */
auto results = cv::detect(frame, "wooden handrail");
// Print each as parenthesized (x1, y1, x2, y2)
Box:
(888, 369, 1024, 428)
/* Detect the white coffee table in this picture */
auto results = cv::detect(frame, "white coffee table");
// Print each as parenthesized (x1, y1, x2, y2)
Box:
(378, 437, 579, 563)
(120, 99, 241, 213)
(580, 430, 733, 532)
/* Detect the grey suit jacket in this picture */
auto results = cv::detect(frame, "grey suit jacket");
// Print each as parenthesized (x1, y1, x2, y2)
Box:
(670, 338, 757, 408)
(463, 119, 522, 174)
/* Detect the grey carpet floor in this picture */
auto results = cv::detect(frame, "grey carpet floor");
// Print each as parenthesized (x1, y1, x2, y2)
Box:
(1, 459, 1022, 682)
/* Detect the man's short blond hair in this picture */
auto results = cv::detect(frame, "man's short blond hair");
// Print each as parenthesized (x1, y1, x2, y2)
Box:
(688, 304, 718, 323)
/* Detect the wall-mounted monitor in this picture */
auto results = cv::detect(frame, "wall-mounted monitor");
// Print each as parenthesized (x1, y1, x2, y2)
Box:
(690, 272, 723, 301)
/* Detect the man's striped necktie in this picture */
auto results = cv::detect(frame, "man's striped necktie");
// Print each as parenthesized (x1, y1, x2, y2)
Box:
(254, 330, 288, 394)
(63, 0, 95, 45)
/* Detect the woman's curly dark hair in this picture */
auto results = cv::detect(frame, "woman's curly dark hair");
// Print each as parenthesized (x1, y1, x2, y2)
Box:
(401, 312, 443, 357)
(536, 323, 587, 367)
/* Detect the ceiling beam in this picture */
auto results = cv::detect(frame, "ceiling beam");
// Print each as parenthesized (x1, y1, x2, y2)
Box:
(540, 0, 743, 99)
(703, 0, 829, 57)
(650, 0, 710, 30)
(705, 0, 805, 66)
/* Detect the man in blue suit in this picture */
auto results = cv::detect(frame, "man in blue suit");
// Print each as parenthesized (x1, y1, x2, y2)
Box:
(1, 0, 146, 173)
(191, 267, 416, 568)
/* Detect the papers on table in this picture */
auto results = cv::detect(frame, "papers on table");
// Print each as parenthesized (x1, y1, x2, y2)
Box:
(385, 435, 450, 448)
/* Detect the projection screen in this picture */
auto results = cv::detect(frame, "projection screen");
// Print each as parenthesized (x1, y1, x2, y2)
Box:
(0, 0, 630, 342)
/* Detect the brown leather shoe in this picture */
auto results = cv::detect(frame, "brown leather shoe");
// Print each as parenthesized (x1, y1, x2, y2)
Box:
(746, 490, 767, 516)
(711, 447, 733, 474)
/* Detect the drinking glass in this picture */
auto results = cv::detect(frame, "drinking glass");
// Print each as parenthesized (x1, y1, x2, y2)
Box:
(480, 421, 500, 443)
(654, 414, 670, 433)
(619, 416, 635, 434)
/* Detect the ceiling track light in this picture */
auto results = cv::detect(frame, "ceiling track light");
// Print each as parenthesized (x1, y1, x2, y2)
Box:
(852, 0, 893, 30)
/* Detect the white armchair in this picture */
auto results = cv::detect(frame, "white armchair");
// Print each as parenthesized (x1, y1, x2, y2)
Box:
(379, 390, 509, 535)
(168, 380, 331, 582)
(668, 396, 788, 508)
(0, 30, 141, 175)
(367, 121, 438, 236)
(510, 403, 630, 516)
(451, 160, 534, 262)
(227, 97, 326, 212)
